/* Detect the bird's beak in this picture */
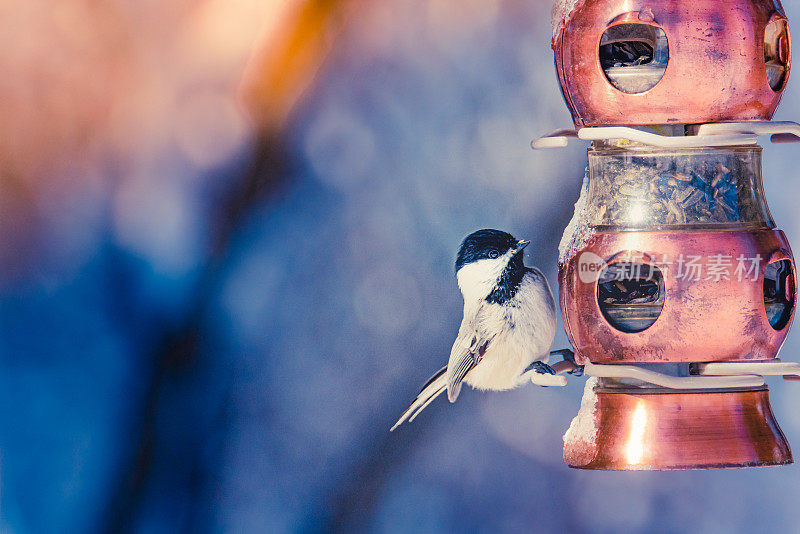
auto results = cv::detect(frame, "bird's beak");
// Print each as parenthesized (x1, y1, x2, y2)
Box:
(516, 239, 530, 251)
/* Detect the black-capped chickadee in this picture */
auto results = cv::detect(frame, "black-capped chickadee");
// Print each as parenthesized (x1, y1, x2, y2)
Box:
(391, 229, 561, 430)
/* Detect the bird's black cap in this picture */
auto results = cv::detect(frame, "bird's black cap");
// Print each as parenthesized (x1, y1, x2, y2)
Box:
(455, 229, 519, 272)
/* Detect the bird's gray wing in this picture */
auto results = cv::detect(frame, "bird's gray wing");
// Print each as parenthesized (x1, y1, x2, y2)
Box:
(445, 303, 496, 402)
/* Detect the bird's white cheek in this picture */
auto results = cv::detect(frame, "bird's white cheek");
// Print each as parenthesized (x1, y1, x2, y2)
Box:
(457, 259, 505, 301)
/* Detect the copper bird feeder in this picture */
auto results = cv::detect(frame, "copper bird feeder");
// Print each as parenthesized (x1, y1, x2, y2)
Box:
(553, 0, 791, 126)
(535, 0, 800, 469)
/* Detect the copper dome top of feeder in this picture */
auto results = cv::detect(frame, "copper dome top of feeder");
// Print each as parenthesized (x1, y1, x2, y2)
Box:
(552, 0, 792, 127)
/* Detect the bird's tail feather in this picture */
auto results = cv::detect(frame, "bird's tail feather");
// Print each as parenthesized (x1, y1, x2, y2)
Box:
(390, 367, 447, 431)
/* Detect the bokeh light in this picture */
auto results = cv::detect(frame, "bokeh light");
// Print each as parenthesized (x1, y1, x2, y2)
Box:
(2, 0, 800, 532)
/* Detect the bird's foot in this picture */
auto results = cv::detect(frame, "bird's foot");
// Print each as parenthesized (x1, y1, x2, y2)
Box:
(529, 361, 556, 375)
(549, 348, 584, 376)
(567, 365, 584, 377)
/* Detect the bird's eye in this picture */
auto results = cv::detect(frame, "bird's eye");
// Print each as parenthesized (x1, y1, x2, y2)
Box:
(489, 250, 499, 259)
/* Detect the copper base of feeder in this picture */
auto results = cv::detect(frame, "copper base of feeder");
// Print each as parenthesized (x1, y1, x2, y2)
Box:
(563, 384, 792, 470)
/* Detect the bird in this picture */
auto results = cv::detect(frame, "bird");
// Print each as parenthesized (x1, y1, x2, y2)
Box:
(391, 229, 566, 431)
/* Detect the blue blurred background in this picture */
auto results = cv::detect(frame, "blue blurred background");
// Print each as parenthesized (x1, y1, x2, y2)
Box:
(3, 0, 800, 532)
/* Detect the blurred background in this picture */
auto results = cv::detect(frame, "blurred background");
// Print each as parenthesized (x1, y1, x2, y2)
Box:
(3, 0, 800, 532)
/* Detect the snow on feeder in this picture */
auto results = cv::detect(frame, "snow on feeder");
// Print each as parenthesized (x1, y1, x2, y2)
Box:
(537, 0, 800, 469)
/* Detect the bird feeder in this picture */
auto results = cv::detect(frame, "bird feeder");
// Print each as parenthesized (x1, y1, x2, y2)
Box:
(553, 0, 790, 126)
(537, 0, 800, 469)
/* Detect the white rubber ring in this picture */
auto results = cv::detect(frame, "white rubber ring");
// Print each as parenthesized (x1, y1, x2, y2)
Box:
(584, 362, 765, 389)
